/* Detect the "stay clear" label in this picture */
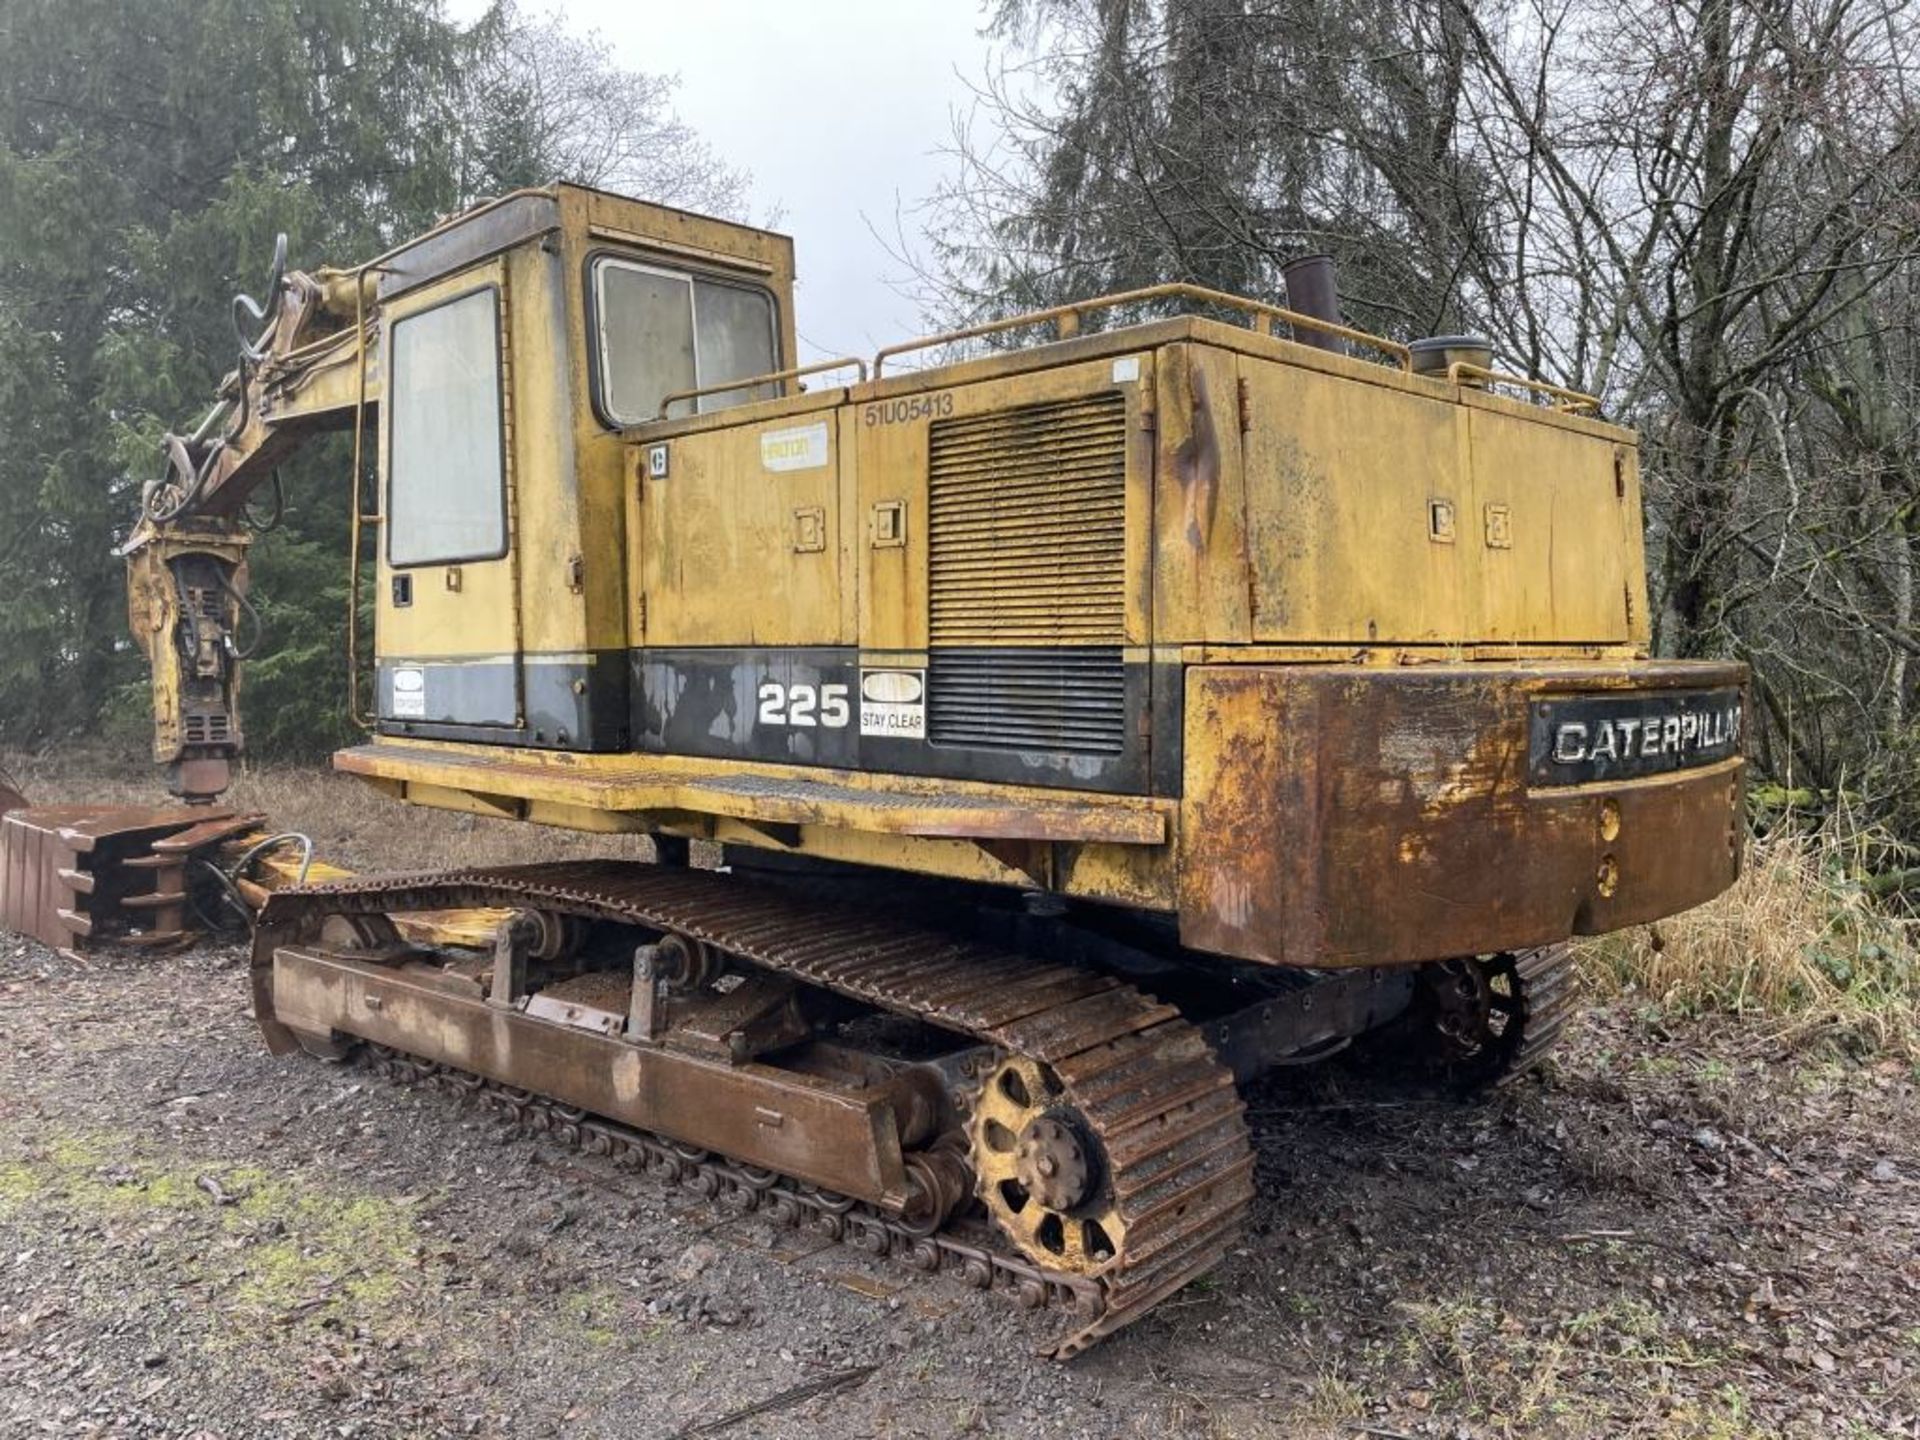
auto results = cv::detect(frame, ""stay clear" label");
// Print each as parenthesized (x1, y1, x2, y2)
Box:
(859, 668, 926, 738)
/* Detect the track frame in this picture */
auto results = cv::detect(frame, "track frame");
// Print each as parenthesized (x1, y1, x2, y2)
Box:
(272, 944, 923, 1210)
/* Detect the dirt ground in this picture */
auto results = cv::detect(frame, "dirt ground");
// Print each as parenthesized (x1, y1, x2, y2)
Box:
(2, 765, 1918, 1438)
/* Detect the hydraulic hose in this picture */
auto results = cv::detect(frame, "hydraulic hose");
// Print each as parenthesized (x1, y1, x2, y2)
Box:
(229, 831, 315, 886)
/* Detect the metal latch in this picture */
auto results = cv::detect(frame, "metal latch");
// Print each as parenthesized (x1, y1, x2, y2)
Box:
(1483, 504, 1513, 549)
(871, 500, 907, 548)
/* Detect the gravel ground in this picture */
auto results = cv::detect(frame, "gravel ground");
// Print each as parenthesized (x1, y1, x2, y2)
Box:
(2, 934, 1917, 1439)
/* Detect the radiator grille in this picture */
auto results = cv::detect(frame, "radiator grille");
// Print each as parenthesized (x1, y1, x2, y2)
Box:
(927, 392, 1128, 646)
(926, 391, 1131, 755)
(928, 648, 1127, 755)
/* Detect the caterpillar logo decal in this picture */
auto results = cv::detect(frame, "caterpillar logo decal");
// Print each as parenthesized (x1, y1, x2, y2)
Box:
(1530, 689, 1743, 785)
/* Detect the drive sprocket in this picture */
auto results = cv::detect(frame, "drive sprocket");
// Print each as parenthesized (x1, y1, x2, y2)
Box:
(971, 1054, 1122, 1275)
(1420, 945, 1576, 1088)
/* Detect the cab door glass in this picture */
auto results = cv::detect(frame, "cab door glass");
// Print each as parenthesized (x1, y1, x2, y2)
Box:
(597, 265, 696, 426)
(692, 279, 777, 412)
(388, 287, 506, 567)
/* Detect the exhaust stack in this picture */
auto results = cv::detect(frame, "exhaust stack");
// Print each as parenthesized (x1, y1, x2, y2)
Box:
(1281, 254, 1344, 353)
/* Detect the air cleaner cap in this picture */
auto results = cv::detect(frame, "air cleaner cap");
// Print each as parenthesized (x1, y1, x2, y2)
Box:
(1409, 335, 1495, 380)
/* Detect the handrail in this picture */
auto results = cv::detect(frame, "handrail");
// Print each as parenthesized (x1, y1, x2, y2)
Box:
(871, 281, 1414, 377)
(1446, 362, 1601, 414)
(345, 261, 376, 730)
(653, 355, 868, 421)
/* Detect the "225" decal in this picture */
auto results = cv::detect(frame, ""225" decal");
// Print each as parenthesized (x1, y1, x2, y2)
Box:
(757, 681, 851, 728)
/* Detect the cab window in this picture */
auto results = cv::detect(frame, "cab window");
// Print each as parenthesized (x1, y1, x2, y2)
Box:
(594, 257, 778, 423)
(387, 287, 506, 567)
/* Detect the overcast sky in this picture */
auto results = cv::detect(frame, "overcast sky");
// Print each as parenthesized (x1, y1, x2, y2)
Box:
(450, 1, 1007, 363)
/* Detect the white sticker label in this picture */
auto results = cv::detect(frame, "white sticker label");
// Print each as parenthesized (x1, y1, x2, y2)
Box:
(760, 421, 830, 472)
(1111, 356, 1141, 384)
(859, 668, 926, 738)
(390, 666, 426, 719)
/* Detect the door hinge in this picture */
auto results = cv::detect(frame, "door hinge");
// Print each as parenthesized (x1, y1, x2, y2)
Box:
(635, 592, 647, 634)
(566, 553, 585, 594)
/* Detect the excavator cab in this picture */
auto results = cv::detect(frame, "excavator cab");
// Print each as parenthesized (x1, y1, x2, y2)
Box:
(370, 187, 797, 749)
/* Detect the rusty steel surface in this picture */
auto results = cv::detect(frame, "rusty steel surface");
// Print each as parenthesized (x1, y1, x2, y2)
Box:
(1420, 948, 1578, 1088)
(1178, 662, 1748, 967)
(250, 859, 1254, 1358)
(971, 1054, 1126, 1274)
(271, 945, 923, 1210)
(0, 808, 84, 949)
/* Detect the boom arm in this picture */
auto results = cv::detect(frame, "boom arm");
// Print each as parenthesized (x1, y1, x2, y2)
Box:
(122, 242, 381, 802)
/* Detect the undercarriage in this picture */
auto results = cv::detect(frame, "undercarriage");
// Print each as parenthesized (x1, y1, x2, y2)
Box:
(249, 857, 1573, 1356)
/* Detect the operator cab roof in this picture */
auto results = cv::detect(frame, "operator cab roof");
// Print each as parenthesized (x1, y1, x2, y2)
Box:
(374, 182, 794, 303)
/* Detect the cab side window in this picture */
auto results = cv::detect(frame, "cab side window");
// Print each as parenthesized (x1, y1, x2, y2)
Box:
(594, 258, 778, 424)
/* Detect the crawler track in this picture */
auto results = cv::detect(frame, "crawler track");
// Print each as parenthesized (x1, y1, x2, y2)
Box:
(1500, 946, 1578, 1085)
(255, 860, 1256, 1357)
(358, 1041, 1103, 1320)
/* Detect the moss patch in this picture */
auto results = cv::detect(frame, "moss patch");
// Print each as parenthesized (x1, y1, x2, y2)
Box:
(0, 1122, 439, 1344)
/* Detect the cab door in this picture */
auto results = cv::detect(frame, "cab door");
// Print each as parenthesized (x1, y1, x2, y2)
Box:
(375, 261, 523, 734)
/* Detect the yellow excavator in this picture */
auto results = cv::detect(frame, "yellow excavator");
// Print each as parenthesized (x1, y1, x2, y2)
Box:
(0, 183, 1746, 1354)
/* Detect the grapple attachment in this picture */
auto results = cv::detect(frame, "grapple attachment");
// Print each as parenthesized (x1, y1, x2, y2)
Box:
(0, 804, 263, 953)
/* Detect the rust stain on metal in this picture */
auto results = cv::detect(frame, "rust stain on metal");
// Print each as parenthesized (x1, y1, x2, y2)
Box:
(1178, 662, 1749, 967)
(1175, 361, 1221, 548)
(0, 805, 252, 951)
(272, 943, 918, 1207)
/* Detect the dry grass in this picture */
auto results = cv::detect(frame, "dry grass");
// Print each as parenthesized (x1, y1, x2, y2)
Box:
(1577, 820, 1920, 1054)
